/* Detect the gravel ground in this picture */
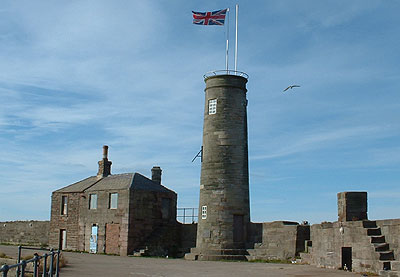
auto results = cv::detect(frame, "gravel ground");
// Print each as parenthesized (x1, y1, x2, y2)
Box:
(0, 245, 361, 277)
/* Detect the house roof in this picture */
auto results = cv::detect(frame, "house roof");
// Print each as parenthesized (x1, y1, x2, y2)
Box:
(54, 173, 175, 194)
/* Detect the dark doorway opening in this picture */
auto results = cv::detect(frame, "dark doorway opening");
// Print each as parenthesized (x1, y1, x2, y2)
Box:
(233, 215, 244, 243)
(342, 247, 352, 271)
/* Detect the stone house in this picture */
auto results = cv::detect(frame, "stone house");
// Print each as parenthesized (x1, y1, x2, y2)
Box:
(49, 146, 178, 256)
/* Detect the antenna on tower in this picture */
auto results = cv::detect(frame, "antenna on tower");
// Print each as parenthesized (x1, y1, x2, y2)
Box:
(191, 146, 203, 162)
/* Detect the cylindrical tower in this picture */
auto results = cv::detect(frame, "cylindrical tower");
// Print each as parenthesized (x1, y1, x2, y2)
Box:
(188, 73, 250, 260)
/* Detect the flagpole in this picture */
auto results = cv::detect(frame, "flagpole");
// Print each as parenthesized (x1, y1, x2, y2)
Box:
(234, 4, 238, 72)
(226, 8, 230, 73)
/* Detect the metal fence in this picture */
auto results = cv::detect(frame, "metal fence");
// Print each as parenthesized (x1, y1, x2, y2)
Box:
(177, 208, 198, 224)
(0, 246, 61, 277)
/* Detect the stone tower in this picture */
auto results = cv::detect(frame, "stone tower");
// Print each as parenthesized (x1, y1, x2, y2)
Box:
(187, 73, 250, 260)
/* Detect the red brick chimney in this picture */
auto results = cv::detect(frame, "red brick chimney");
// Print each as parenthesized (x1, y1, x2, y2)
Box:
(97, 145, 112, 178)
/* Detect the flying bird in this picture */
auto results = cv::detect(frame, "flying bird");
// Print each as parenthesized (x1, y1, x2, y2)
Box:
(283, 85, 300, 92)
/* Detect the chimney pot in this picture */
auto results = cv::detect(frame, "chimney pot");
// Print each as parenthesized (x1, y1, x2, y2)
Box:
(103, 145, 109, 159)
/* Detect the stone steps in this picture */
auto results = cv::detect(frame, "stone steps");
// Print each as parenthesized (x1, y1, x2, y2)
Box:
(185, 248, 249, 261)
(371, 235, 386, 244)
(194, 249, 249, 255)
(198, 254, 248, 261)
(367, 228, 382, 236)
(363, 220, 378, 228)
(378, 251, 395, 261)
(374, 243, 390, 252)
(363, 220, 397, 274)
(379, 270, 399, 277)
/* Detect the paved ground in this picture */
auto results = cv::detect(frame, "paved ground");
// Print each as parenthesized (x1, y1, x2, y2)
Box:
(0, 245, 361, 277)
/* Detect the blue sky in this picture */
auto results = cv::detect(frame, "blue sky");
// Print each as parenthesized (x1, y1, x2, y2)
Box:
(0, 1, 399, 223)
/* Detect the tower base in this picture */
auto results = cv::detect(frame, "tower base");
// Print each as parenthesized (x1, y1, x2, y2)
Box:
(184, 248, 249, 261)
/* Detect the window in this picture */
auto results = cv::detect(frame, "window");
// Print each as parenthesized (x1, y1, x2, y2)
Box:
(109, 193, 118, 209)
(61, 196, 68, 215)
(208, 99, 217, 115)
(89, 194, 97, 210)
(201, 205, 207, 219)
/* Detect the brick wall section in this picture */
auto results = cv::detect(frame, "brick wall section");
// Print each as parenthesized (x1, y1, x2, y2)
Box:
(0, 221, 49, 246)
(49, 192, 81, 250)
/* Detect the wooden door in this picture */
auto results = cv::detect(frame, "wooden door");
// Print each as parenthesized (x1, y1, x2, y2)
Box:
(233, 215, 244, 243)
(105, 223, 120, 255)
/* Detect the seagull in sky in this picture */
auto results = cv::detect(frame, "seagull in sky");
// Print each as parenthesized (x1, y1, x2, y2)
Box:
(283, 85, 300, 92)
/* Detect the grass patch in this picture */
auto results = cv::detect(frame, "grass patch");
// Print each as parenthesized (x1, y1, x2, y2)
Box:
(0, 252, 12, 259)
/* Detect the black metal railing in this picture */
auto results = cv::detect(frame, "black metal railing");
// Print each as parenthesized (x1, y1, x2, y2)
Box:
(0, 246, 61, 277)
(177, 208, 198, 224)
(203, 70, 249, 79)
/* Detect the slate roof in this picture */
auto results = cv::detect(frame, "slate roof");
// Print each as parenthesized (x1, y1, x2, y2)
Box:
(55, 173, 175, 194)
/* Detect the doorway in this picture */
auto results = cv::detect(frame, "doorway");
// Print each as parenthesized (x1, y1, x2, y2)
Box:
(233, 215, 244, 243)
(90, 225, 98, 253)
(342, 247, 352, 271)
(105, 223, 120, 255)
(59, 229, 66, 250)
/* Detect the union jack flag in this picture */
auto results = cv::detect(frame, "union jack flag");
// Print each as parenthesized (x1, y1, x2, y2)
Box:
(192, 9, 227, 26)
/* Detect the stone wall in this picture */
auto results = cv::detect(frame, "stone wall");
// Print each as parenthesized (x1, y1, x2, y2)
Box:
(246, 221, 310, 261)
(179, 223, 197, 254)
(0, 220, 49, 246)
(49, 192, 81, 250)
(79, 189, 130, 255)
(128, 189, 177, 255)
(309, 220, 391, 274)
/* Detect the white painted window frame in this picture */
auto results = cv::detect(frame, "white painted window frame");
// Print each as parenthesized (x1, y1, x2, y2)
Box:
(202, 205, 207, 219)
(89, 194, 97, 210)
(208, 99, 217, 115)
(109, 193, 118, 209)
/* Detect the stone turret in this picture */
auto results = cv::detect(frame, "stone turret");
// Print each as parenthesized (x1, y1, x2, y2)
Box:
(186, 73, 250, 261)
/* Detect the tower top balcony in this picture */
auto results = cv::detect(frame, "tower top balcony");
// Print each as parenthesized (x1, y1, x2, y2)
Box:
(203, 70, 249, 80)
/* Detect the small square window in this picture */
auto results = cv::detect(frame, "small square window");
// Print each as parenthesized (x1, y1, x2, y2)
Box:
(109, 193, 118, 209)
(208, 99, 217, 115)
(202, 205, 207, 219)
(61, 196, 68, 215)
(89, 194, 97, 210)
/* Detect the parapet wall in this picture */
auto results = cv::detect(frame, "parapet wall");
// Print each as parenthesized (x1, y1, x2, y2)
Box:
(247, 221, 310, 260)
(0, 220, 49, 246)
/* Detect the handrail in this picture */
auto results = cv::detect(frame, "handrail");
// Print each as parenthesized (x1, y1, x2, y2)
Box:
(177, 208, 198, 224)
(0, 246, 61, 277)
(203, 70, 249, 80)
